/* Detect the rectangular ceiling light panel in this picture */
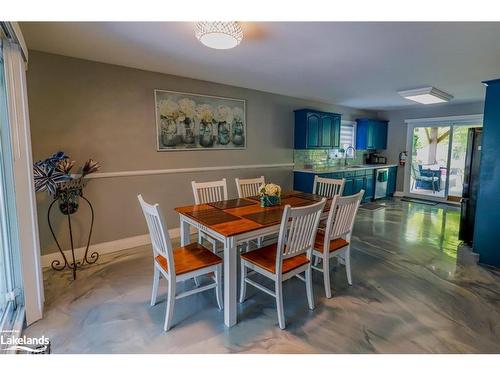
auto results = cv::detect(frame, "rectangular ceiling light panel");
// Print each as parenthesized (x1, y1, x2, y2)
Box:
(398, 87, 453, 104)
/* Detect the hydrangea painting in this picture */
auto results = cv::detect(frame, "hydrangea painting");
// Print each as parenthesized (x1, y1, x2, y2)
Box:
(155, 89, 246, 151)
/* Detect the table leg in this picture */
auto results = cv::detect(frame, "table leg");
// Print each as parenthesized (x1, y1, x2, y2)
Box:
(224, 236, 237, 327)
(180, 216, 191, 247)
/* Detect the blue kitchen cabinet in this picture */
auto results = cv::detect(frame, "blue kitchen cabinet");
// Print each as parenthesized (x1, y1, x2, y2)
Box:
(387, 166, 398, 196)
(294, 171, 346, 193)
(364, 171, 375, 202)
(294, 109, 341, 149)
(342, 171, 355, 196)
(293, 168, 377, 203)
(356, 119, 388, 150)
(293, 172, 316, 193)
(353, 176, 365, 194)
(342, 177, 354, 196)
(329, 172, 344, 180)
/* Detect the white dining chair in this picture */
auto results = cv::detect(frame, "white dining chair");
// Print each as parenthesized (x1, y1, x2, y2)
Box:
(311, 190, 363, 298)
(235, 176, 265, 198)
(312, 175, 345, 197)
(191, 178, 228, 253)
(312, 175, 347, 267)
(138, 195, 223, 331)
(239, 198, 326, 329)
(235, 176, 266, 248)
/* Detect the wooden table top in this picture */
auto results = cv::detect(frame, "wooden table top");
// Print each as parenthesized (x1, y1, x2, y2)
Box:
(175, 191, 331, 238)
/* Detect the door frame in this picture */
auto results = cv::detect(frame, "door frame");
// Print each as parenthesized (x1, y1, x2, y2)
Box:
(403, 114, 483, 203)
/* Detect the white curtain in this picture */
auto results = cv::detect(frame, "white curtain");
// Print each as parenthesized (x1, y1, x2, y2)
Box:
(3, 40, 44, 325)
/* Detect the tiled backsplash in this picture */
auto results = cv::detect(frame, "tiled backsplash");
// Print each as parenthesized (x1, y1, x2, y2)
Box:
(294, 149, 366, 169)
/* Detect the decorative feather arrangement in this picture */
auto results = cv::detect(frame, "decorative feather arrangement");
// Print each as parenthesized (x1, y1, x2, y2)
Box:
(33, 152, 101, 197)
(81, 159, 101, 177)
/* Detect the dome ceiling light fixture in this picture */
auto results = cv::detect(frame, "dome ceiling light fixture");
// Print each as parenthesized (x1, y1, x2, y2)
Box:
(195, 22, 243, 50)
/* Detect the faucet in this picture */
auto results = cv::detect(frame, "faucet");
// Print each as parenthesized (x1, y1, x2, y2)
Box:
(344, 146, 356, 166)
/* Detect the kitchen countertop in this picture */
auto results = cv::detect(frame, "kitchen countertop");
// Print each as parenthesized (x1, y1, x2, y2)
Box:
(293, 164, 398, 174)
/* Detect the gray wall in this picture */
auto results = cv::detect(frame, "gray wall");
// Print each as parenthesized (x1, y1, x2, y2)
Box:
(378, 101, 485, 191)
(27, 51, 375, 255)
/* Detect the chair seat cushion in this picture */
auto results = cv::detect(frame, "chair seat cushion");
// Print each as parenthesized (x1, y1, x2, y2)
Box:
(313, 232, 349, 253)
(155, 243, 222, 275)
(241, 243, 309, 274)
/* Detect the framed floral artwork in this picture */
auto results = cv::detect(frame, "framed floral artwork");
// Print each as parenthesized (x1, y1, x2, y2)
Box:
(154, 89, 246, 151)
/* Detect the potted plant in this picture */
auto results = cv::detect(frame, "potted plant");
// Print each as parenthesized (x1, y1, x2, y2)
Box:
(33, 152, 100, 215)
(259, 183, 282, 207)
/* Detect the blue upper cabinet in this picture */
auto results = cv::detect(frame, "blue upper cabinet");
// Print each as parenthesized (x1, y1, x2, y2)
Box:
(294, 109, 341, 149)
(356, 118, 388, 150)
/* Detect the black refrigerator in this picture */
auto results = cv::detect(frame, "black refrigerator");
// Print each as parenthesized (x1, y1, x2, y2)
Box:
(459, 128, 483, 245)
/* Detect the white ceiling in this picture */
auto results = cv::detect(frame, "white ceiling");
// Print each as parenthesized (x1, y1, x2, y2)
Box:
(20, 22, 500, 110)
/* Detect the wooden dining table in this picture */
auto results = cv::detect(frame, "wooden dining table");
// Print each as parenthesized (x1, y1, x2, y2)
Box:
(175, 191, 331, 327)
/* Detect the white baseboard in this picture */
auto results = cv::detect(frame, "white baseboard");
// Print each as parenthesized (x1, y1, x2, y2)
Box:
(393, 191, 405, 197)
(40, 227, 195, 268)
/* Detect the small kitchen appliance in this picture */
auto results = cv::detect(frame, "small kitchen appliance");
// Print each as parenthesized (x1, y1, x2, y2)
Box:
(366, 152, 387, 165)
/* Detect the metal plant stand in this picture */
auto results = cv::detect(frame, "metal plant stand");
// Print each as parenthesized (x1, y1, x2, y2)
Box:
(47, 183, 99, 280)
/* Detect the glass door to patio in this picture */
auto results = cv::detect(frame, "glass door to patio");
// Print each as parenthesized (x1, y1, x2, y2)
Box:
(410, 126, 450, 199)
(406, 118, 483, 203)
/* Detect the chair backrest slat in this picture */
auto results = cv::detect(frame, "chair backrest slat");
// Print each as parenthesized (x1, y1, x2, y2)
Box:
(138, 195, 175, 274)
(235, 176, 265, 198)
(323, 190, 363, 249)
(275, 199, 326, 273)
(313, 175, 345, 198)
(192, 178, 228, 204)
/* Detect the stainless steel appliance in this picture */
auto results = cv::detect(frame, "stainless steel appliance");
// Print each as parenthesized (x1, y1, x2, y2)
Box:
(374, 168, 389, 199)
(459, 128, 482, 245)
(366, 152, 387, 165)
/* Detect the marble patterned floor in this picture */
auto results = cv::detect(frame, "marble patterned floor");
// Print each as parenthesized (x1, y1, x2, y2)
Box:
(24, 198, 500, 353)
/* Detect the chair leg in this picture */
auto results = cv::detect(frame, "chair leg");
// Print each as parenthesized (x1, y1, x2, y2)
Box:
(215, 264, 223, 310)
(345, 248, 353, 286)
(305, 266, 315, 310)
(275, 279, 286, 330)
(164, 277, 176, 331)
(239, 262, 247, 303)
(314, 255, 321, 267)
(151, 265, 160, 306)
(193, 275, 201, 287)
(323, 256, 332, 298)
(257, 236, 263, 247)
(210, 237, 217, 254)
(193, 232, 203, 286)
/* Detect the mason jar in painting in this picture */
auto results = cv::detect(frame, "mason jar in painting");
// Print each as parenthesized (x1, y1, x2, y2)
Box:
(199, 120, 215, 147)
(181, 117, 195, 145)
(217, 121, 231, 145)
(232, 120, 245, 146)
(161, 117, 179, 147)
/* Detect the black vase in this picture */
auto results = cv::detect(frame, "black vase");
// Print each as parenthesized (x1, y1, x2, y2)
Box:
(58, 188, 80, 215)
